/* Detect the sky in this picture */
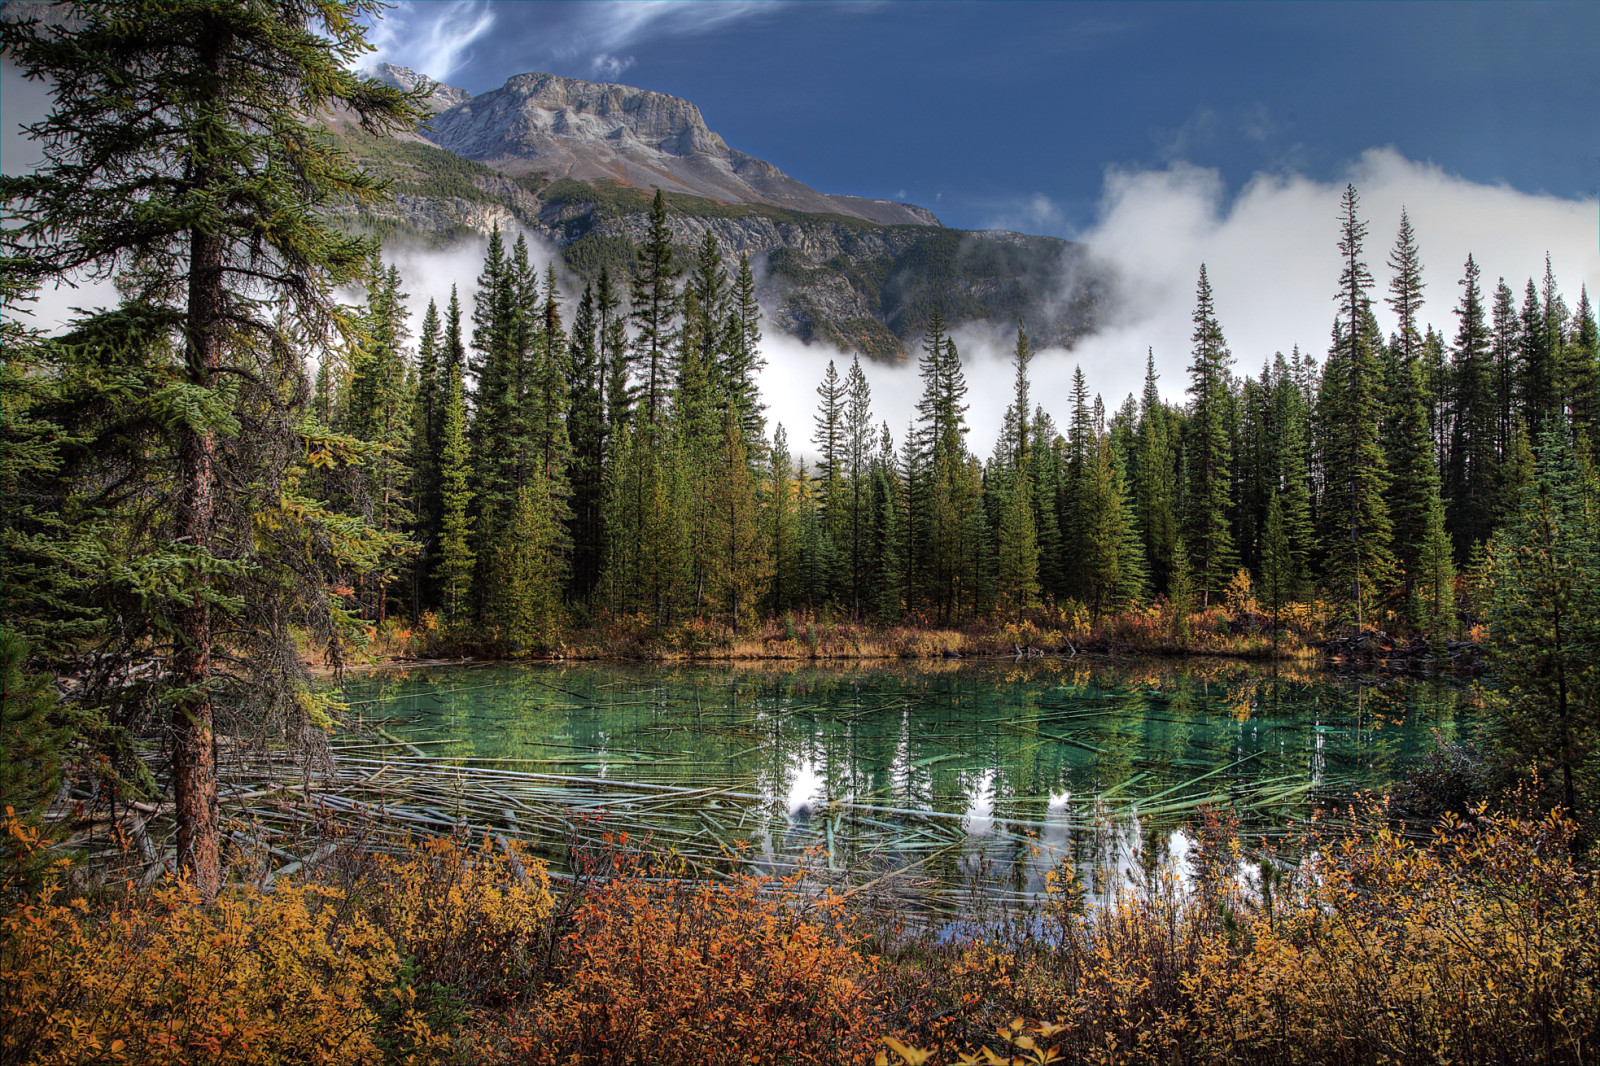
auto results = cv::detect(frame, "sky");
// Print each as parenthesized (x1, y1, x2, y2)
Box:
(363, 0, 1599, 233)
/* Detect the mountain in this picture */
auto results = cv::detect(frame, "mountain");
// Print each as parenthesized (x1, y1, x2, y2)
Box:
(376, 65, 936, 228)
(329, 66, 1105, 359)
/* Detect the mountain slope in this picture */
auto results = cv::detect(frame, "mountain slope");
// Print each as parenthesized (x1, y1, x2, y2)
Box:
(335, 67, 1104, 358)
(377, 65, 938, 228)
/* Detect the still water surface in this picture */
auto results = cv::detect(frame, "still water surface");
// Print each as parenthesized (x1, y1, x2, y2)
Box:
(342, 658, 1478, 913)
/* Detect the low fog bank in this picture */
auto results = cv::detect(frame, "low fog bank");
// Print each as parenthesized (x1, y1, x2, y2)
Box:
(762, 148, 1597, 463)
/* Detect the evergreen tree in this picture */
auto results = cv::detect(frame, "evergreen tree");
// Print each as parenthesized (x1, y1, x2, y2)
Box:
(1133, 351, 1179, 593)
(813, 359, 848, 552)
(598, 265, 633, 431)
(1260, 493, 1292, 645)
(1317, 185, 1394, 628)
(1564, 286, 1598, 456)
(567, 283, 607, 600)
(343, 262, 414, 624)
(1388, 357, 1450, 625)
(0, 0, 416, 895)
(1444, 254, 1499, 555)
(1491, 278, 1521, 461)
(435, 360, 475, 624)
(724, 254, 767, 455)
(491, 468, 565, 651)
(1182, 266, 1237, 605)
(1024, 409, 1063, 603)
(409, 297, 443, 609)
(704, 407, 770, 630)
(843, 357, 876, 618)
(1385, 209, 1427, 369)
(764, 425, 800, 616)
(992, 326, 1040, 614)
(1485, 417, 1599, 821)
(1271, 349, 1316, 599)
(631, 189, 681, 424)
(869, 423, 906, 623)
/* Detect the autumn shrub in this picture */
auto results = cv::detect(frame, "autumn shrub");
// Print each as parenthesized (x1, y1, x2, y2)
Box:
(354, 833, 554, 1009)
(1184, 799, 1598, 1066)
(880, 797, 1596, 1066)
(495, 870, 878, 1065)
(0, 876, 414, 1066)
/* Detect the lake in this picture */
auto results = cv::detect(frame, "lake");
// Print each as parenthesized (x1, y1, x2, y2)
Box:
(337, 657, 1479, 916)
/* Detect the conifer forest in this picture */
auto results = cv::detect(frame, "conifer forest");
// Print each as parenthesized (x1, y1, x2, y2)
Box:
(1, 4, 1595, 1065)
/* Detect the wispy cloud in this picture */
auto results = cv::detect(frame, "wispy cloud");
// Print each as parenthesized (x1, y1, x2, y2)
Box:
(559, 1, 782, 81)
(365, 1, 496, 83)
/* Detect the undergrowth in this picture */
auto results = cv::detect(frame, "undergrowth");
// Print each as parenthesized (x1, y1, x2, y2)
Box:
(3, 795, 1593, 1065)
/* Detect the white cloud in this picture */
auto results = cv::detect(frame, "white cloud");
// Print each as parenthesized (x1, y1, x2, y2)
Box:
(589, 53, 636, 80)
(1067, 147, 1597, 407)
(764, 147, 1598, 463)
(549, 1, 779, 83)
(365, 1, 495, 83)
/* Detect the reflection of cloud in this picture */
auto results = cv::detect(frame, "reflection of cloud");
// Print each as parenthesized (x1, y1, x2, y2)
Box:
(961, 769, 996, 837)
(365, 1, 495, 82)
(785, 756, 826, 818)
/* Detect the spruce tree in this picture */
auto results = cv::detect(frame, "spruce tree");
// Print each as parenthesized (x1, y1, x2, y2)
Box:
(813, 359, 848, 547)
(993, 326, 1040, 614)
(843, 357, 876, 618)
(1485, 417, 1599, 820)
(1271, 349, 1316, 599)
(1260, 493, 1292, 645)
(567, 283, 607, 600)
(1133, 351, 1179, 593)
(631, 190, 681, 424)
(1182, 266, 1237, 605)
(1491, 279, 1521, 461)
(764, 425, 800, 616)
(409, 297, 444, 610)
(0, 0, 416, 895)
(1445, 254, 1499, 555)
(435, 361, 475, 625)
(343, 262, 415, 624)
(705, 407, 770, 630)
(598, 265, 633, 431)
(1563, 286, 1598, 456)
(725, 254, 767, 455)
(1318, 185, 1394, 628)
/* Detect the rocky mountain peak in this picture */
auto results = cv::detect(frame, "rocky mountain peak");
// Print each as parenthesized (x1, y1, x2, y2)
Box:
(369, 62, 473, 114)
(416, 70, 939, 228)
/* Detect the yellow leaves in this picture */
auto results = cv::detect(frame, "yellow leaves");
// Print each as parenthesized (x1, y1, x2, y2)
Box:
(880, 1035, 933, 1064)
(1, 877, 399, 1065)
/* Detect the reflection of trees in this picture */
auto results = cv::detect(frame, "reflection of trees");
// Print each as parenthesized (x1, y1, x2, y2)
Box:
(335, 657, 1480, 907)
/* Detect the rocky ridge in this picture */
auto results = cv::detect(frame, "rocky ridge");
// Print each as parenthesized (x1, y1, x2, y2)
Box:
(335, 67, 1104, 358)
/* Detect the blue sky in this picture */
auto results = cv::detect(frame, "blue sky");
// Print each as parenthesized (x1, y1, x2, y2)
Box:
(365, 0, 1598, 235)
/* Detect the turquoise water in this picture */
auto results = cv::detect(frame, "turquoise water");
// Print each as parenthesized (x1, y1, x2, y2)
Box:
(338, 658, 1479, 912)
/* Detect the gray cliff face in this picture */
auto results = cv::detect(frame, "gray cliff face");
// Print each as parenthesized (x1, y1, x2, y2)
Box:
(412, 70, 940, 229)
(339, 70, 1104, 358)
(370, 63, 474, 114)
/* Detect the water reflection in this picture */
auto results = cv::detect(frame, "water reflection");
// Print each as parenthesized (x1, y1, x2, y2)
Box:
(340, 658, 1480, 909)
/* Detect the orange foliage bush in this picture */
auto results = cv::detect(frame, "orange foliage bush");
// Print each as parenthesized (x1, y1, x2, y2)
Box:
(496, 870, 878, 1065)
(880, 797, 1598, 1066)
(356, 834, 553, 1008)
(1, 877, 407, 1066)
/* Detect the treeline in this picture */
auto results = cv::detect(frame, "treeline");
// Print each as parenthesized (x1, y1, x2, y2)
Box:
(325, 187, 1597, 645)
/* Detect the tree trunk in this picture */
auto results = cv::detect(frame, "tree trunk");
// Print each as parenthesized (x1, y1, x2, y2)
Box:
(173, 226, 223, 899)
